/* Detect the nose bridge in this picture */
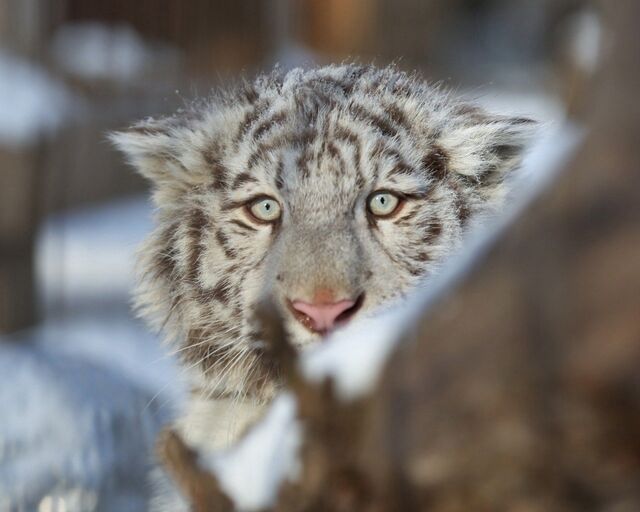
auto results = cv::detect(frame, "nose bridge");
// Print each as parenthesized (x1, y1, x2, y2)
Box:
(279, 220, 363, 300)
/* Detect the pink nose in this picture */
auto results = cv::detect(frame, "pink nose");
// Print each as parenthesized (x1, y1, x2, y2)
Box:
(290, 298, 357, 333)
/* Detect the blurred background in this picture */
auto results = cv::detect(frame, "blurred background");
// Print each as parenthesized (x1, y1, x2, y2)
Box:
(0, 0, 600, 510)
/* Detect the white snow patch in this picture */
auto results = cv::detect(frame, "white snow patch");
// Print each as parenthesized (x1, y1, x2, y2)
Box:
(301, 300, 419, 400)
(0, 50, 75, 146)
(50, 23, 180, 83)
(566, 8, 603, 74)
(204, 393, 301, 512)
(34, 316, 183, 407)
(36, 196, 153, 308)
(0, 336, 170, 511)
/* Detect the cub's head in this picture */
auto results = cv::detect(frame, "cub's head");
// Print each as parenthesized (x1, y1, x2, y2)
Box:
(112, 65, 535, 398)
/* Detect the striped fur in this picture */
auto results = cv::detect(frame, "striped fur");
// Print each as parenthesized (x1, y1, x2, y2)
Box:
(112, 64, 536, 448)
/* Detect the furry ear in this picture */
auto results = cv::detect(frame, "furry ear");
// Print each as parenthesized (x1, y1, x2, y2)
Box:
(438, 114, 537, 189)
(110, 117, 210, 192)
(110, 118, 178, 182)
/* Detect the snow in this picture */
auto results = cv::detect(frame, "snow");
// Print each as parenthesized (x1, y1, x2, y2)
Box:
(36, 196, 154, 308)
(566, 8, 603, 74)
(32, 315, 184, 407)
(50, 22, 181, 83)
(301, 300, 418, 400)
(205, 394, 301, 511)
(0, 337, 172, 512)
(0, 50, 75, 146)
(0, 196, 180, 511)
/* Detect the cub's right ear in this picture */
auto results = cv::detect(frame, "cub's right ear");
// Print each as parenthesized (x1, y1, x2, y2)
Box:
(109, 118, 191, 188)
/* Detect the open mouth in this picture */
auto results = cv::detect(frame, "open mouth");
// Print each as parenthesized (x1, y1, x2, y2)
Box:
(287, 293, 365, 336)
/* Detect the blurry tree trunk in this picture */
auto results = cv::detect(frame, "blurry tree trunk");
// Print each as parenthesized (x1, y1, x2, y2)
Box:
(0, 144, 42, 333)
(278, 1, 640, 510)
(0, 0, 63, 333)
(0, 0, 54, 334)
(0, 0, 46, 58)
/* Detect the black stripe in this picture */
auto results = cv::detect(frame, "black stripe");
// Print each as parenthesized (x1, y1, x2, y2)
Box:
(230, 219, 257, 232)
(246, 128, 316, 170)
(422, 146, 449, 181)
(186, 209, 208, 283)
(253, 110, 287, 140)
(386, 162, 414, 177)
(326, 141, 348, 178)
(421, 221, 442, 244)
(198, 277, 233, 305)
(210, 161, 229, 191)
(384, 103, 411, 132)
(350, 103, 398, 137)
(231, 172, 258, 189)
(216, 229, 238, 259)
(275, 154, 285, 190)
(333, 125, 364, 185)
(234, 102, 269, 147)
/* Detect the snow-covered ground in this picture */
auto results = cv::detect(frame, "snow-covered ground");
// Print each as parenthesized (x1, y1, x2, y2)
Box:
(1, 198, 183, 512)
(0, 87, 578, 511)
(36, 197, 154, 310)
(0, 50, 77, 147)
(0, 338, 169, 512)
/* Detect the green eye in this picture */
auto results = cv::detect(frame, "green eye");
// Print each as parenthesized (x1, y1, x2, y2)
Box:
(248, 197, 281, 222)
(368, 191, 401, 217)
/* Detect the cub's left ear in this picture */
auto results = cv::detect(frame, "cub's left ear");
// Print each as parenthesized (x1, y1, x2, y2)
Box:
(110, 117, 211, 206)
(109, 117, 183, 185)
(438, 114, 538, 188)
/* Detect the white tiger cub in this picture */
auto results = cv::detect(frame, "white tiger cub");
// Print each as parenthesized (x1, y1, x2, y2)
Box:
(112, 64, 535, 509)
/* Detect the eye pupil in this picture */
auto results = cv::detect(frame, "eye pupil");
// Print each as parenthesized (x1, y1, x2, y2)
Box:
(248, 197, 281, 222)
(368, 191, 400, 217)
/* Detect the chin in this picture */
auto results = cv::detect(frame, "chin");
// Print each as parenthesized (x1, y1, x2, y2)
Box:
(283, 319, 323, 350)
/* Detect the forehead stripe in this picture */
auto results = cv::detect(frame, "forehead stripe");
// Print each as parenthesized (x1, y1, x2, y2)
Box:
(384, 102, 411, 132)
(186, 208, 208, 284)
(252, 110, 287, 140)
(246, 128, 316, 170)
(275, 154, 285, 190)
(332, 125, 365, 184)
(349, 102, 397, 138)
(422, 145, 449, 181)
(231, 172, 258, 189)
(233, 101, 270, 147)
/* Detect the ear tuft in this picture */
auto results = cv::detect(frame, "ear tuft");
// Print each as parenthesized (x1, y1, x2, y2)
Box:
(110, 118, 181, 184)
(439, 112, 538, 186)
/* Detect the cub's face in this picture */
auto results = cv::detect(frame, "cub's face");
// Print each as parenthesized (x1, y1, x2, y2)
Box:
(113, 65, 534, 396)
(214, 112, 460, 350)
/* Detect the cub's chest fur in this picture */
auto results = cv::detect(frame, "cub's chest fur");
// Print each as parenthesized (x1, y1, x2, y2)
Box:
(112, 64, 535, 453)
(178, 394, 268, 452)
